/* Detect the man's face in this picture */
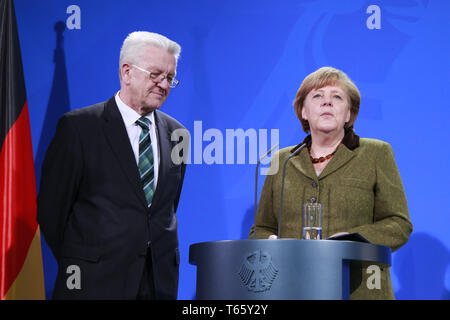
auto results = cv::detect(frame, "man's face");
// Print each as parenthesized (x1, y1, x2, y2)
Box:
(124, 45, 177, 115)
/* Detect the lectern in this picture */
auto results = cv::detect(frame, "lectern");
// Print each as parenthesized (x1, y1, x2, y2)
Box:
(189, 239, 391, 300)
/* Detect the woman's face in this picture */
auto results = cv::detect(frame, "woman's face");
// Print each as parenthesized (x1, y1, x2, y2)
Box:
(301, 85, 351, 135)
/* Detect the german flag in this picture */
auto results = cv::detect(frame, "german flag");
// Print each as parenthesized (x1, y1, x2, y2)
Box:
(0, 0, 45, 299)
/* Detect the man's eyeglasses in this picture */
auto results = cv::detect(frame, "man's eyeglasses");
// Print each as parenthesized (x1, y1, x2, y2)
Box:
(132, 64, 179, 88)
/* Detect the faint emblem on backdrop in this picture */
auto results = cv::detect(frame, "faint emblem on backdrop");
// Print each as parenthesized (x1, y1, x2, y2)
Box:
(238, 250, 278, 293)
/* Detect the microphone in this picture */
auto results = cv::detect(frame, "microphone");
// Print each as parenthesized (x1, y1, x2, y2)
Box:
(254, 143, 279, 239)
(278, 143, 307, 237)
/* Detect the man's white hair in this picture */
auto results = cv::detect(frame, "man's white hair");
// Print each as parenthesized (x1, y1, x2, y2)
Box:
(119, 31, 181, 79)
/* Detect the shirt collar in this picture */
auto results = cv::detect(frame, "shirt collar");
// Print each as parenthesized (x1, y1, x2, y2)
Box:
(115, 92, 155, 127)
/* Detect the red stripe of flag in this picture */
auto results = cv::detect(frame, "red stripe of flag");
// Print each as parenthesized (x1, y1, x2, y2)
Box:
(0, 101, 39, 298)
(0, 0, 44, 299)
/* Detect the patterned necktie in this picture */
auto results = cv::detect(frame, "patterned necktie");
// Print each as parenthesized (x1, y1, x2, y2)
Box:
(136, 117, 155, 207)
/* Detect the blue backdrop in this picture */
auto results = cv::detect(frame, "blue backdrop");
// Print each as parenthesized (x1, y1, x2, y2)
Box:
(14, 0, 450, 300)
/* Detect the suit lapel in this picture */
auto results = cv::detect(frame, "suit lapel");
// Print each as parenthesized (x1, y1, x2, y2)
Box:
(101, 97, 148, 209)
(317, 144, 356, 180)
(150, 110, 171, 211)
(289, 148, 317, 181)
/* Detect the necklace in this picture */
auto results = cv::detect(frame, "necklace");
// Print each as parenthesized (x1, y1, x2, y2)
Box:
(310, 150, 337, 164)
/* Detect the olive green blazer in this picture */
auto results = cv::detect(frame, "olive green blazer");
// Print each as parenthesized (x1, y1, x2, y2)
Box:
(250, 132, 412, 300)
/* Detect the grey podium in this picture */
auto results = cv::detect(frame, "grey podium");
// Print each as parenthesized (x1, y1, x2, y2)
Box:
(189, 239, 391, 300)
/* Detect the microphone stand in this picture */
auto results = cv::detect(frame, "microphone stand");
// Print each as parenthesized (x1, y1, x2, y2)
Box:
(253, 143, 279, 239)
(278, 143, 307, 237)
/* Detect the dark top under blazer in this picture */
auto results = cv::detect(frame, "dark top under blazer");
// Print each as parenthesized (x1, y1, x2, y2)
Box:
(37, 96, 187, 299)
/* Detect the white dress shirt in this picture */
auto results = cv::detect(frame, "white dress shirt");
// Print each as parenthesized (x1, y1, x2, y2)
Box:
(115, 92, 159, 192)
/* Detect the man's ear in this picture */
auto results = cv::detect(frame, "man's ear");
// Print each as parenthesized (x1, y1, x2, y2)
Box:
(120, 63, 132, 85)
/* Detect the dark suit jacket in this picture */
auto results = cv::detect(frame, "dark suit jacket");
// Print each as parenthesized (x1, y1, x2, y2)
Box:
(37, 96, 188, 299)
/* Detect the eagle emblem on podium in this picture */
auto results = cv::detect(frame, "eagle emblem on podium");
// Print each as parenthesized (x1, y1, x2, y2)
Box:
(238, 250, 278, 292)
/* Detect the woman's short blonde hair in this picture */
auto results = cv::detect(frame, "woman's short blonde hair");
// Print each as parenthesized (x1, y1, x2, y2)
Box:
(293, 67, 361, 133)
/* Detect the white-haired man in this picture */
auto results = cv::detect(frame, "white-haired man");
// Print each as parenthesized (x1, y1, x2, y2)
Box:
(37, 31, 188, 300)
